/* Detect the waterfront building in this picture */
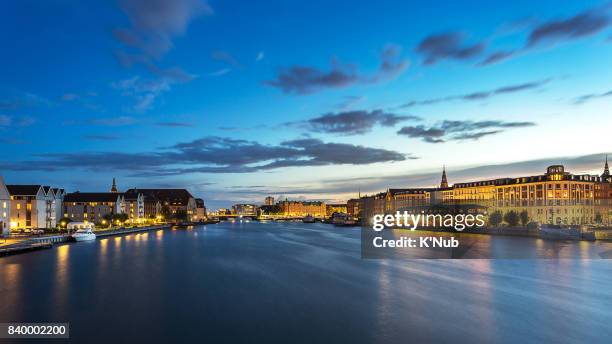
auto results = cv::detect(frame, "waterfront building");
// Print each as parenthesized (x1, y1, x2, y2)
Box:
(63, 192, 125, 224)
(195, 198, 207, 221)
(279, 200, 327, 217)
(326, 203, 348, 215)
(264, 196, 274, 206)
(232, 203, 257, 216)
(122, 189, 146, 223)
(358, 159, 612, 226)
(127, 189, 196, 220)
(0, 176, 10, 236)
(6, 184, 55, 230)
(52, 188, 65, 228)
(347, 198, 362, 218)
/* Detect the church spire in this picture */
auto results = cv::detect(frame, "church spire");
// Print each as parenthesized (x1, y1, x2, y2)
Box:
(603, 154, 610, 179)
(440, 165, 449, 188)
(111, 177, 118, 193)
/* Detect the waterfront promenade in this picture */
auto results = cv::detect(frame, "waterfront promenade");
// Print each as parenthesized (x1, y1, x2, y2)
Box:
(1, 221, 611, 343)
(0, 224, 170, 256)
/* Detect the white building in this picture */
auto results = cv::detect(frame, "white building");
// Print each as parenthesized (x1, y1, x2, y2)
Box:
(6, 185, 48, 230)
(0, 176, 10, 236)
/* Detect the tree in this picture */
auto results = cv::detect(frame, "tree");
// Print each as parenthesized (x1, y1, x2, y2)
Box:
(595, 212, 603, 224)
(488, 210, 503, 227)
(519, 210, 530, 227)
(112, 213, 129, 225)
(173, 209, 188, 222)
(102, 213, 113, 227)
(504, 211, 519, 227)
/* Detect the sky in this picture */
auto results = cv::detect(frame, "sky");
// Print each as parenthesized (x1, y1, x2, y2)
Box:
(1, 0, 612, 209)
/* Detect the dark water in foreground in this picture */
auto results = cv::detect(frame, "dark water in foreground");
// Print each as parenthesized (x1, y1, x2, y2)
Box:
(1, 222, 612, 343)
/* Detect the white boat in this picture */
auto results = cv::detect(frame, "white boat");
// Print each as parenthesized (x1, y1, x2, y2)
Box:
(70, 228, 96, 242)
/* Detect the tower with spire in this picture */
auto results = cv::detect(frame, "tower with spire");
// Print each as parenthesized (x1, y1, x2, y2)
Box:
(440, 165, 449, 188)
(602, 154, 610, 180)
(110, 177, 118, 193)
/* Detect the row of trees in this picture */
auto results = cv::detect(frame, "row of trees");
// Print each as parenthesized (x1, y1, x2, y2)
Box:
(488, 210, 530, 227)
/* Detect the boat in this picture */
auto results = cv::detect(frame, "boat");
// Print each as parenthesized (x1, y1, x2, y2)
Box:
(540, 224, 581, 240)
(70, 228, 96, 242)
(331, 213, 358, 227)
(303, 215, 315, 223)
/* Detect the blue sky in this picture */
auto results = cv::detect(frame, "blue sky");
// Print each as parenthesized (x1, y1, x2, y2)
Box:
(1, 0, 612, 209)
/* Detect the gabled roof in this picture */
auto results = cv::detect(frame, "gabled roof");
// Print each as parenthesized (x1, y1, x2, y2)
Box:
(64, 192, 122, 203)
(6, 185, 43, 196)
(124, 188, 194, 206)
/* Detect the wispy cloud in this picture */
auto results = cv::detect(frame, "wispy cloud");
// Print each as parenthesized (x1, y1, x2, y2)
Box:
(256, 51, 265, 62)
(211, 50, 240, 67)
(290, 109, 420, 135)
(83, 135, 121, 141)
(64, 116, 137, 127)
(416, 32, 486, 65)
(264, 44, 409, 94)
(155, 121, 194, 127)
(574, 89, 612, 104)
(397, 120, 536, 143)
(207, 68, 231, 77)
(0, 115, 36, 127)
(398, 78, 551, 108)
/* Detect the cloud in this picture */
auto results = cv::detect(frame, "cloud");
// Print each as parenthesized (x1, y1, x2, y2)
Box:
(211, 50, 240, 67)
(397, 120, 535, 143)
(291, 109, 421, 135)
(155, 121, 194, 127)
(63, 116, 137, 126)
(0, 136, 408, 175)
(416, 32, 486, 65)
(207, 68, 231, 77)
(115, 0, 212, 59)
(264, 44, 409, 94)
(399, 78, 550, 108)
(574, 89, 612, 104)
(83, 135, 121, 141)
(256, 51, 265, 62)
(0, 115, 36, 127)
(335, 95, 366, 110)
(478, 50, 516, 66)
(112, 76, 176, 112)
(527, 8, 611, 48)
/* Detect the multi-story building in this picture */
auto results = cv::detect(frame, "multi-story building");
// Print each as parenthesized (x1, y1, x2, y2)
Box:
(63, 192, 125, 224)
(195, 198, 206, 221)
(0, 176, 10, 236)
(264, 196, 274, 206)
(7, 185, 49, 230)
(122, 189, 145, 223)
(232, 204, 257, 216)
(128, 189, 196, 221)
(279, 200, 327, 217)
(326, 203, 348, 215)
(359, 158, 612, 226)
(347, 198, 362, 218)
(52, 188, 65, 228)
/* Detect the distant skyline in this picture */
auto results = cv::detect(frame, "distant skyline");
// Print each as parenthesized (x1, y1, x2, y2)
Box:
(1, 0, 612, 209)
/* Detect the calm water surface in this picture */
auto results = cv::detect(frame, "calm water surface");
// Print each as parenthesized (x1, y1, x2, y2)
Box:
(1, 222, 612, 343)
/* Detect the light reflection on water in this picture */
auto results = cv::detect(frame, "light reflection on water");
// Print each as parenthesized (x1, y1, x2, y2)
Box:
(0, 222, 611, 343)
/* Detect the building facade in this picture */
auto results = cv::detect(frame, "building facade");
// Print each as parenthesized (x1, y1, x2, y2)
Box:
(63, 192, 125, 224)
(0, 176, 10, 236)
(195, 198, 207, 221)
(264, 196, 274, 206)
(232, 204, 257, 216)
(7, 185, 49, 230)
(279, 200, 327, 217)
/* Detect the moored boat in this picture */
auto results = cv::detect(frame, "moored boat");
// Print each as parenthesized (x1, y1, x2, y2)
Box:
(70, 228, 96, 242)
